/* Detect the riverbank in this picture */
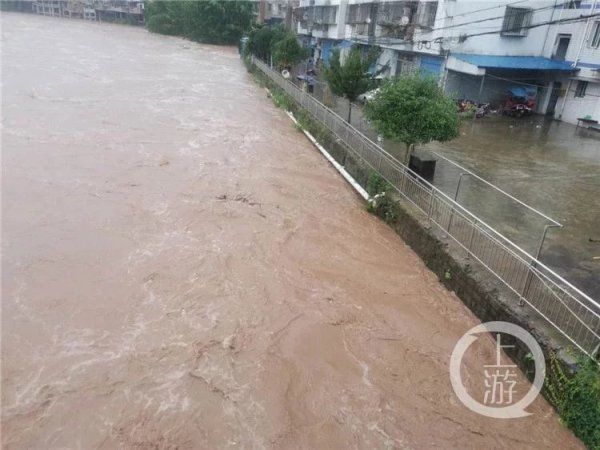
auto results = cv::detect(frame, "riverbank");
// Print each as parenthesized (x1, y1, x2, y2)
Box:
(244, 54, 599, 449)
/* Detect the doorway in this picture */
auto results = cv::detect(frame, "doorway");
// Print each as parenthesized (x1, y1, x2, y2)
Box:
(546, 81, 562, 115)
(553, 34, 571, 61)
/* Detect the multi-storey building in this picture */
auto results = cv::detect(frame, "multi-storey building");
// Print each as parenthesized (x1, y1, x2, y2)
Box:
(294, 0, 600, 125)
(31, 0, 144, 23)
(546, 6, 600, 124)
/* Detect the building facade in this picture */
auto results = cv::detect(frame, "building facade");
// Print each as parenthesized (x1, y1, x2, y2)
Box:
(294, 0, 600, 125)
(30, 0, 144, 23)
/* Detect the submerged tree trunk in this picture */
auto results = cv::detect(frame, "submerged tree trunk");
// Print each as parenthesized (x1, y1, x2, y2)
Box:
(405, 143, 414, 165)
(347, 100, 352, 124)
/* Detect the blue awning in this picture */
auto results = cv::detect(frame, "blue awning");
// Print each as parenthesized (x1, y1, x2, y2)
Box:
(452, 54, 576, 71)
(337, 40, 354, 49)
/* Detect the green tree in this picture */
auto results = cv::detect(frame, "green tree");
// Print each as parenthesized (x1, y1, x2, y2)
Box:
(246, 25, 286, 61)
(145, 0, 179, 35)
(364, 74, 459, 163)
(145, 0, 253, 45)
(272, 33, 309, 70)
(324, 47, 378, 123)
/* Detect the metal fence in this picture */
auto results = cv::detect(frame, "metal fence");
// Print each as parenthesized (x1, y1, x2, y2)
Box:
(251, 56, 600, 357)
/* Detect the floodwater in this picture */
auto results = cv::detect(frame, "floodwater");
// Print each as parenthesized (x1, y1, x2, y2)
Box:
(425, 117, 600, 300)
(1, 14, 583, 449)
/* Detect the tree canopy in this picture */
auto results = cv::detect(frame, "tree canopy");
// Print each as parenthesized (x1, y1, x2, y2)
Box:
(145, 0, 254, 45)
(246, 25, 286, 61)
(325, 48, 377, 103)
(324, 47, 379, 122)
(272, 33, 309, 69)
(364, 74, 459, 161)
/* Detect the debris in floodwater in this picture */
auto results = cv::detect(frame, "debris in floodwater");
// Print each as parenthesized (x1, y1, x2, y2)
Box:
(215, 194, 260, 206)
(222, 334, 235, 350)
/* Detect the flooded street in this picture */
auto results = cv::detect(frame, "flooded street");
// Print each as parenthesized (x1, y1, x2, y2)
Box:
(1, 14, 583, 449)
(323, 89, 600, 300)
(425, 117, 600, 299)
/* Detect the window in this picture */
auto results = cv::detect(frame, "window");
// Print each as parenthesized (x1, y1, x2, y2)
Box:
(313, 6, 337, 25)
(416, 2, 438, 28)
(591, 22, 600, 48)
(565, 0, 582, 9)
(395, 53, 415, 75)
(501, 7, 532, 36)
(346, 4, 372, 24)
(574, 81, 588, 98)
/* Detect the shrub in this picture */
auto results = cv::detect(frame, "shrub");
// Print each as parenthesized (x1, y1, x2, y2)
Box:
(366, 171, 391, 196)
(547, 353, 600, 449)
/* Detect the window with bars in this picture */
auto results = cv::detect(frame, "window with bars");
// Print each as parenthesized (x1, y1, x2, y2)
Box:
(377, 2, 412, 25)
(395, 53, 415, 75)
(347, 3, 372, 24)
(501, 7, 532, 36)
(313, 5, 337, 24)
(415, 2, 438, 28)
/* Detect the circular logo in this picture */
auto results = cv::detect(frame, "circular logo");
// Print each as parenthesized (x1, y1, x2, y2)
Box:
(449, 321, 545, 419)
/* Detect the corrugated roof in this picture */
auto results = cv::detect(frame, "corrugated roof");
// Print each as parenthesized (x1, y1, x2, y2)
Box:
(452, 53, 576, 71)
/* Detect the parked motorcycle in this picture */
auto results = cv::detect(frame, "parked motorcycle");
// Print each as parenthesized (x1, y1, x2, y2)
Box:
(457, 99, 492, 118)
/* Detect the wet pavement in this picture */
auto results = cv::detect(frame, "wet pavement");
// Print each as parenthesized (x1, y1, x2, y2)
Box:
(426, 117, 600, 299)
(1, 14, 584, 449)
(314, 83, 600, 300)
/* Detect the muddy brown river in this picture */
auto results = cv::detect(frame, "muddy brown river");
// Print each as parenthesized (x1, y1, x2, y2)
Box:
(1, 13, 584, 449)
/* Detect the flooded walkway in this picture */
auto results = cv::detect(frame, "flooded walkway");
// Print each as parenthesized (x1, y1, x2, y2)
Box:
(1, 14, 582, 448)
(426, 117, 600, 299)
(316, 84, 600, 299)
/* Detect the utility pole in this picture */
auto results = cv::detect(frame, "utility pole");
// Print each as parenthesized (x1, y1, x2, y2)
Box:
(285, 0, 293, 30)
(368, 0, 379, 45)
(258, 0, 266, 24)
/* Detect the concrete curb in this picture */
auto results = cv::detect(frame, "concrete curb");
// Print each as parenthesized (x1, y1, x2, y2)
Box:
(284, 110, 371, 202)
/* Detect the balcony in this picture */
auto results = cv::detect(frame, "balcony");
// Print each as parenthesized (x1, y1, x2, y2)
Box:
(347, 1, 436, 28)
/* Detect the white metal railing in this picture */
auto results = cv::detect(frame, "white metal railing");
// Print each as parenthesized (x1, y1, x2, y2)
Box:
(251, 56, 600, 357)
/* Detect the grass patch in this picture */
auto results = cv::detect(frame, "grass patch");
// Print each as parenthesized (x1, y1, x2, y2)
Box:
(547, 353, 600, 449)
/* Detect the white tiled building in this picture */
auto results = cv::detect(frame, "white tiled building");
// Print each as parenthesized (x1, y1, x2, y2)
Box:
(294, 0, 600, 125)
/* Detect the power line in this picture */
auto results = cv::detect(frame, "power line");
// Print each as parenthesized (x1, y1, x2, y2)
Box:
(456, 12, 600, 41)
(427, 0, 568, 34)
(431, 0, 532, 24)
(484, 73, 600, 98)
(347, 10, 600, 55)
(350, 10, 598, 47)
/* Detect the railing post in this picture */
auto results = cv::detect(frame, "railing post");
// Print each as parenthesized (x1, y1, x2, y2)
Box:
(447, 172, 469, 232)
(520, 223, 561, 304)
(466, 223, 476, 259)
(427, 189, 435, 223)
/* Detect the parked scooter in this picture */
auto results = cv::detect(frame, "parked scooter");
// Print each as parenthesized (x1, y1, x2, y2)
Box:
(475, 102, 491, 118)
(502, 86, 537, 118)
